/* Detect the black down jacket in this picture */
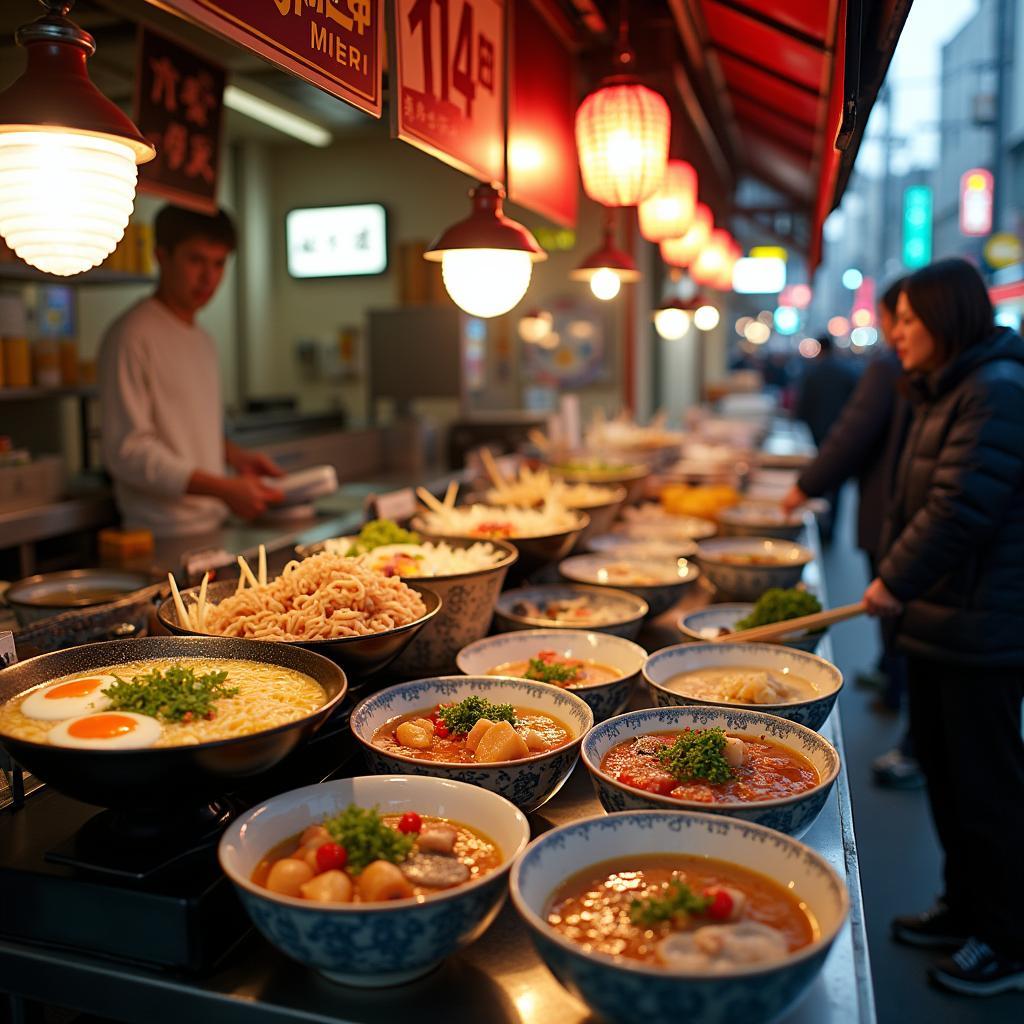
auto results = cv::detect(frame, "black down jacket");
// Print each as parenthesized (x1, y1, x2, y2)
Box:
(878, 328, 1024, 666)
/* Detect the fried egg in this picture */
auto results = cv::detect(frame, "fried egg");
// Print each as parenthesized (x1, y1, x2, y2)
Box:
(47, 711, 162, 749)
(20, 674, 117, 721)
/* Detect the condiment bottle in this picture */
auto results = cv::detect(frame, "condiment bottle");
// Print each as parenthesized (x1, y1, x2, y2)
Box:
(2, 337, 31, 388)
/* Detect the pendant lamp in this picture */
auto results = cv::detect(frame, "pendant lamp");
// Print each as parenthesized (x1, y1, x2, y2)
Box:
(570, 209, 640, 301)
(574, 4, 670, 207)
(691, 228, 733, 287)
(659, 203, 712, 268)
(424, 183, 547, 319)
(638, 160, 697, 242)
(652, 297, 692, 340)
(0, 0, 156, 277)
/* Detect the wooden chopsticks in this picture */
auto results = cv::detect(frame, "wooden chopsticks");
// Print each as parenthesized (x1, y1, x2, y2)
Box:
(712, 601, 868, 644)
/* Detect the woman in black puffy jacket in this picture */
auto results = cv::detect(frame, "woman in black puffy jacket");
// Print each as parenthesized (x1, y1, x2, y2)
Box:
(863, 258, 1024, 995)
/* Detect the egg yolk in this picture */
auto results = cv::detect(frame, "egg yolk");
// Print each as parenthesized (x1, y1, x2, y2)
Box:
(67, 714, 138, 740)
(44, 677, 106, 700)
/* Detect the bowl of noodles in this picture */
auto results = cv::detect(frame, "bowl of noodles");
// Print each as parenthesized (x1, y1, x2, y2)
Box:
(298, 535, 519, 677)
(412, 503, 590, 578)
(157, 552, 442, 677)
(0, 636, 347, 809)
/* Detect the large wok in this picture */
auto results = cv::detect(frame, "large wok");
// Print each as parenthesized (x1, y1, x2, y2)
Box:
(0, 636, 347, 810)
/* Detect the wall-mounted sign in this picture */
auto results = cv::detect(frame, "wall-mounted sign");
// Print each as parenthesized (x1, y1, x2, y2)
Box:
(392, 0, 504, 183)
(286, 204, 388, 278)
(732, 257, 786, 294)
(984, 231, 1022, 269)
(960, 168, 994, 237)
(156, 0, 383, 117)
(507, 0, 576, 227)
(135, 28, 225, 212)
(902, 185, 933, 269)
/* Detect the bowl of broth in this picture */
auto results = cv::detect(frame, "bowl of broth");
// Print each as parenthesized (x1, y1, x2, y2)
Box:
(510, 809, 849, 1024)
(581, 705, 840, 836)
(643, 642, 843, 731)
(456, 629, 647, 722)
(220, 774, 529, 986)
(559, 553, 701, 619)
(493, 583, 649, 641)
(694, 537, 812, 601)
(350, 675, 593, 811)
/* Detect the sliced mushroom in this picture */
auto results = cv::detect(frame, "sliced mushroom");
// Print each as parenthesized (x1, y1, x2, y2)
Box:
(417, 824, 458, 855)
(634, 736, 662, 756)
(400, 852, 471, 888)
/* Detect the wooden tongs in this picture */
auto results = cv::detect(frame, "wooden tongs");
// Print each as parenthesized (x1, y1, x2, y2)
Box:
(712, 601, 868, 644)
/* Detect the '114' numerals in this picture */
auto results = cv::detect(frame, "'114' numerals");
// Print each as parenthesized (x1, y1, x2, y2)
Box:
(407, 0, 495, 118)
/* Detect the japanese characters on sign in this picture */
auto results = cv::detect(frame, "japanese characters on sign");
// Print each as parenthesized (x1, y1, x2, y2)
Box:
(157, 0, 383, 117)
(135, 29, 225, 212)
(392, 0, 504, 183)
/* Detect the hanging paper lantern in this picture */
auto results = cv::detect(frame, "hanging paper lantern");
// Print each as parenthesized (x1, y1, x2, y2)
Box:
(690, 228, 732, 286)
(659, 203, 712, 267)
(575, 80, 670, 207)
(638, 160, 697, 242)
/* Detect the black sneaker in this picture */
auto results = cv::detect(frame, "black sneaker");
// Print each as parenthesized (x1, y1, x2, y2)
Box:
(929, 938, 1024, 996)
(872, 749, 926, 790)
(892, 902, 969, 949)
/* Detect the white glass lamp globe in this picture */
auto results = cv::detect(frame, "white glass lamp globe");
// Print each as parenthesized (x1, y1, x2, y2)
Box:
(0, 131, 138, 277)
(441, 248, 533, 318)
(590, 267, 622, 301)
(654, 307, 691, 340)
(693, 304, 720, 331)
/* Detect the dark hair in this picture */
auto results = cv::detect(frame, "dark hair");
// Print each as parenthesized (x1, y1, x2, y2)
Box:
(154, 205, 237, 253)
(880, 276, 907, 315)
(817, 333, 833, 353)
(902, 258, 994, 364)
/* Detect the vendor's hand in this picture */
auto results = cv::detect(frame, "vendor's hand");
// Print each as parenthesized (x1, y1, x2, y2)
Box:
(781, 485, 808, 516)
(228, 446, 284, 478)
(218, 476, 284, 520)
(864, 577, 903, 617)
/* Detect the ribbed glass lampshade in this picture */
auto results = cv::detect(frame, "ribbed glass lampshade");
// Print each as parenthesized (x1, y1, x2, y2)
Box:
(575, 80, 670, 207)
(441, 249, 533, 319)
(0, 130, 138, 276)
(638, 160, 697, 242)
(659, 203, 712, 268)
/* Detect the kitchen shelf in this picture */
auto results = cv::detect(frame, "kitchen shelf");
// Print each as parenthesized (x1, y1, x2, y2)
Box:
(0, 386, 96, 403)
(0, 263, 153, 286)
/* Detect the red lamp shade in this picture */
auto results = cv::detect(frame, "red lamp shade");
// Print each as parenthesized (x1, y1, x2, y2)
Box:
(659, 203, 712, 267)
(575, 79, 670, 207)
(638, 159, 697, 242)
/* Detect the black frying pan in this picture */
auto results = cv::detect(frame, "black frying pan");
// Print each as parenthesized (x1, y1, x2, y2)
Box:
(0, 636, 347, 810)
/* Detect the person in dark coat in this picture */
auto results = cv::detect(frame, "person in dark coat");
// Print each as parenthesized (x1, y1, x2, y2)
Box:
(863, 258, 1024, 995)
(794, 333, 859, 447)
(783, 280, 919, 787)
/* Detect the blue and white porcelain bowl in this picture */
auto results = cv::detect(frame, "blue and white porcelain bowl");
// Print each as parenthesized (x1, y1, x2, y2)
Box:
(586, 533, 698, 560)
(510, 810, 849, 1024)
(571, 486, 628, 551)
(350, 676, 594, 811)
(559, 553, 701, 619)
(494, 583, 648, 640)
(695, 537, 812, 600)
(717, 503, 806, 541)
(219, 775, 529, 987)
(677, 603, 825, 653)
(580, 706, 840, 837)
(455, 629, 647, 722)
(644, 642, 843, 731)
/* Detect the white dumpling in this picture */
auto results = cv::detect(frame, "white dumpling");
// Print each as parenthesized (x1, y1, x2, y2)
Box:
(657, 921, 788, 972)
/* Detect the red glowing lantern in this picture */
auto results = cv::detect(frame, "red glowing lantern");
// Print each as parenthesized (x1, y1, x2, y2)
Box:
(660, 204, 712, 267)
(691, 228, 732, 286)
(575, 79, 670, 207)
(638, 160, 697, 242)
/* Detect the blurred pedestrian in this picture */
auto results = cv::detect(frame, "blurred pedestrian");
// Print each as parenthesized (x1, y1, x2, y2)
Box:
(793, 333, 859, 540)
(863, 258, 1024, 995)
(783, 279, 920, 788)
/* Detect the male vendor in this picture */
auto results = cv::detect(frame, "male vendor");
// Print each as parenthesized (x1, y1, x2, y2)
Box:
(99, 205, 282, 536)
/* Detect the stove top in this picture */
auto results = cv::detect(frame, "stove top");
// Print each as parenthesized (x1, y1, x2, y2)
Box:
(0, 712, 359, 973)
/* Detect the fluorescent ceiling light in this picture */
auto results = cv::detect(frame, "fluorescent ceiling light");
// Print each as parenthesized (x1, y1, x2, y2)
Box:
(224, 85, 332, 147)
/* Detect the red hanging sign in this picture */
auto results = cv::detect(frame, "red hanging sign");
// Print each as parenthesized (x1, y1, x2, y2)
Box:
(507, 0, 577, 227)
(392, 0, 505, 183)
(153, 0, 383, 117)
(135, 29, 225, 213)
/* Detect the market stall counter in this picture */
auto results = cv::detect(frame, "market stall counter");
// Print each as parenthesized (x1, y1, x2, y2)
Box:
(0, 516, 875, 1024)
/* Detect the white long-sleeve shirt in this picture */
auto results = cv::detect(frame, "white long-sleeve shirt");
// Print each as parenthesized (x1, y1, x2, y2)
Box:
(99, 297, 227, 537)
